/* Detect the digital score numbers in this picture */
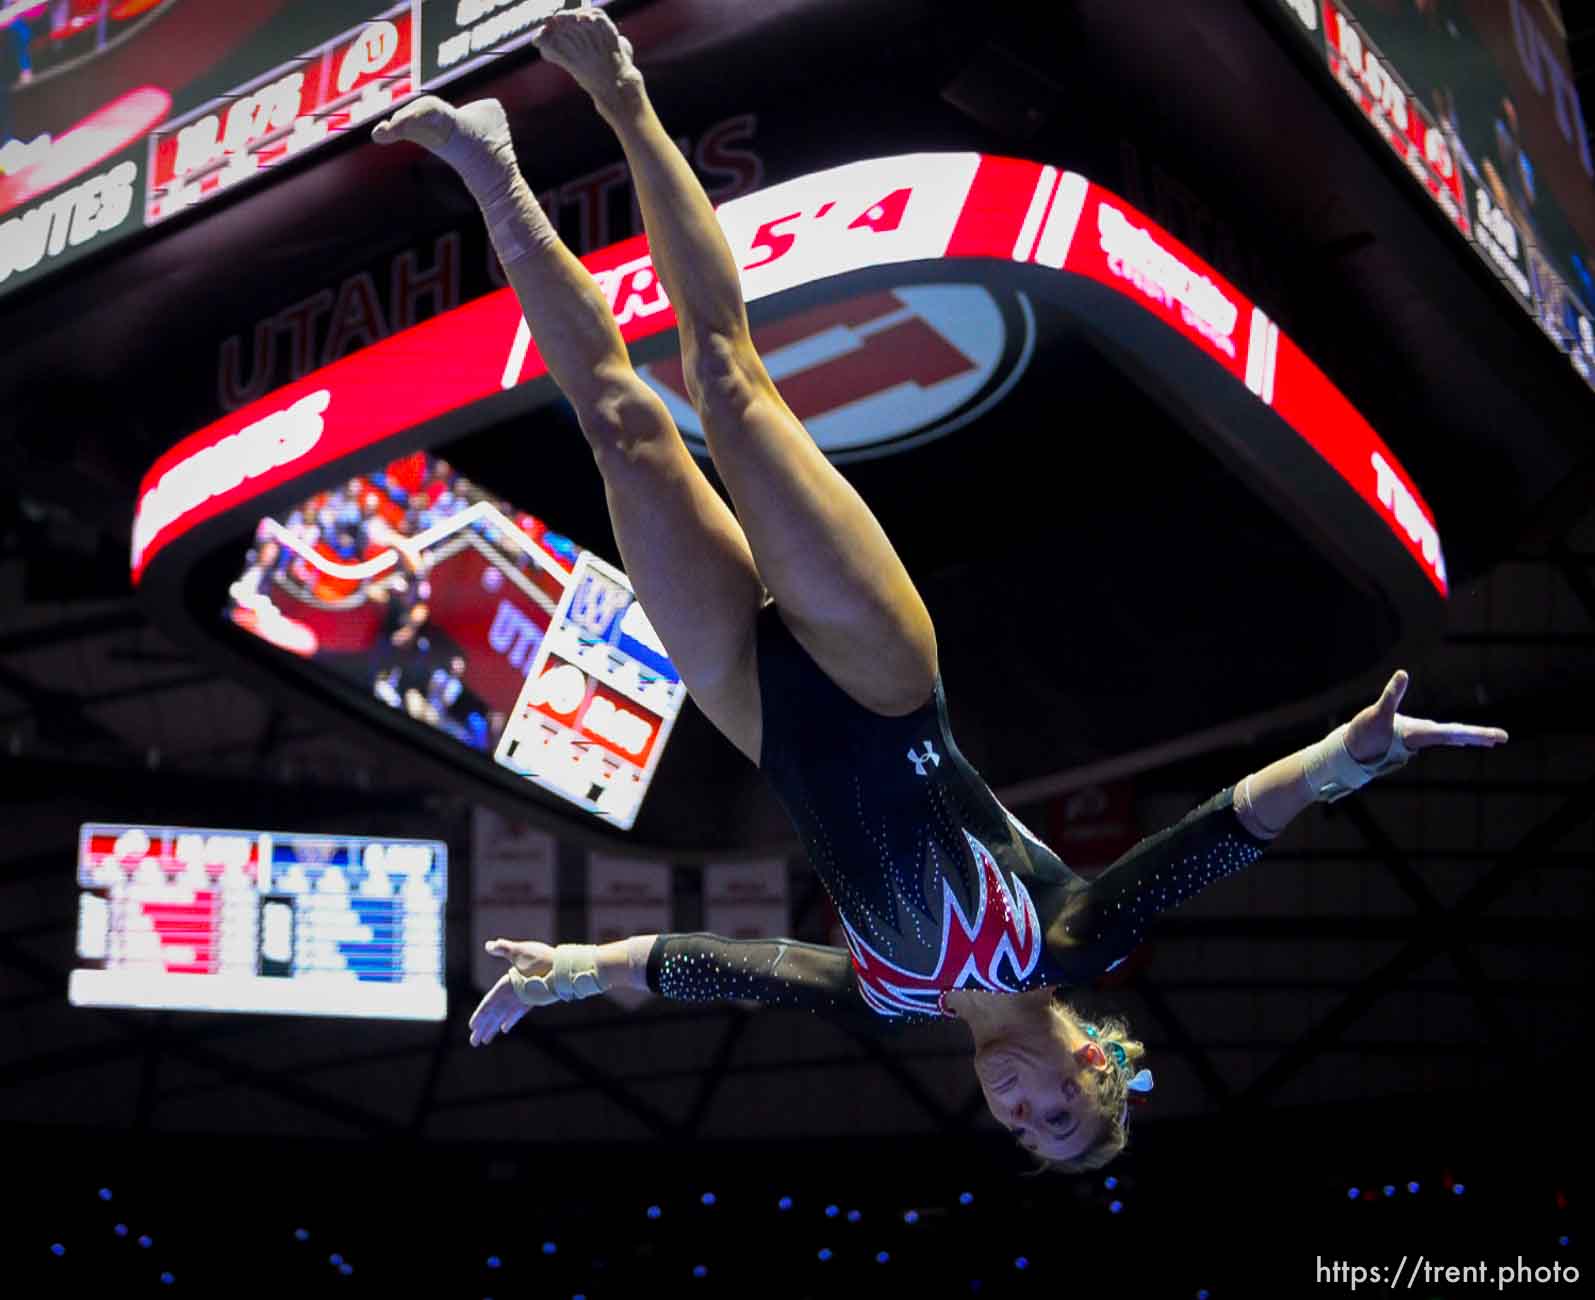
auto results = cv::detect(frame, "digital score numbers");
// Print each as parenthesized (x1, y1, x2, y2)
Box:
(1277, 0, 1595, 393)
(144, 1, 622, 227)
(496, 552, 685, 830)
(146, 7, 416, 224)
(69, 823, 447, 1021)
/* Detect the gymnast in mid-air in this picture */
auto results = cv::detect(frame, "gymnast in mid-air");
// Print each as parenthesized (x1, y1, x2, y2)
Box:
(373, 7, 1508, 1170)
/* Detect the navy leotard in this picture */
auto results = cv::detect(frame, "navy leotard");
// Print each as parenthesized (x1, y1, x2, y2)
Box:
(647, 602, 1271, 1026)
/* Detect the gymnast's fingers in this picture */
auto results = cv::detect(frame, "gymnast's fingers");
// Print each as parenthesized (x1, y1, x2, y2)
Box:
(468, 974, 514, 1045)
(467, 999, 495, 1046)
(467, 987, 492, 1033)
(1399, 717, 1510, 750)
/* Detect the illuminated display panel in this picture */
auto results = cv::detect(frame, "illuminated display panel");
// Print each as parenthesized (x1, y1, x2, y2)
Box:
(226, 450, 684, 830)
(133, 152, 1450, 600)
(143, 3, 417, 225)
(68, 822, 448, 1020)
(1273, 0, 1595, 393)
(0, 0, 618, 295)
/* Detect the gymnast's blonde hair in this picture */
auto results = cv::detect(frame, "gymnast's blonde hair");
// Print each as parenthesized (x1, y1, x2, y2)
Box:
(1040, 999, 1146, 1174)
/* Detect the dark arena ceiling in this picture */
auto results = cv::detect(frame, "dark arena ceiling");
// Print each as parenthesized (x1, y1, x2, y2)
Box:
(1, 1, 1592, 1294)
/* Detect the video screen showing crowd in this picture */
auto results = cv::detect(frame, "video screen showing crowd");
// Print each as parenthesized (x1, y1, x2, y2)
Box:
(228, 450, 575, 755)
(227, 449, 684, 828)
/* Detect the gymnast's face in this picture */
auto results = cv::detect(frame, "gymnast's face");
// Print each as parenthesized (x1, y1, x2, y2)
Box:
(974, 1033, 1110, 1161)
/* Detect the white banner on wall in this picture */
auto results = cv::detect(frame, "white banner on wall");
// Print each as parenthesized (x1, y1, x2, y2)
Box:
(587, 853, 672, 1008)
(703, 859, 789, 942)
(470, 808, 556, 993)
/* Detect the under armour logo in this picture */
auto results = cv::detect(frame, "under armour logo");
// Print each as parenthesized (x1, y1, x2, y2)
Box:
(907, 742, 940, 776)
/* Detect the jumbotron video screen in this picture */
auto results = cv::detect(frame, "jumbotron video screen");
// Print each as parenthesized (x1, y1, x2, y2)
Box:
(1274, 0, 1595, 389)
(0, 0, 618, 295)
(225, 451, 685, 830)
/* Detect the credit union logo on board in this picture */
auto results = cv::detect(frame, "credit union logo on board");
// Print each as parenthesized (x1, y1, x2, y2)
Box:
(1098, 202, 1239, 357)
(637, 283, 1036, 462)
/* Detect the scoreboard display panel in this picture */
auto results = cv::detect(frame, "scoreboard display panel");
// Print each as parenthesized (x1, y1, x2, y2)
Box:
(69, 822, 447, 1020)
(1272, 0, 1595, 393)
(225, 449, 684, 830)
(0, 0, 619, 296)
(496, 550, 686, 829)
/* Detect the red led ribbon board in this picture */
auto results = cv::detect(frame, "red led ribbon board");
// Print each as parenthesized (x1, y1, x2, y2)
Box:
(133, 152, 1448, 598)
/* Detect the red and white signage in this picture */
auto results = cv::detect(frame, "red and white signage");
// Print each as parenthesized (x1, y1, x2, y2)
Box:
(1321, 1, 1469, 234)
(515, 658, 665, 767)
(134, 151, 1448, 596)
(145, 6, 415, 224)
(641, 284, 1031, 460)
(494, 552, 683, 831)
(1277, 0, 1595, 397)
(0, 155, 142, 286)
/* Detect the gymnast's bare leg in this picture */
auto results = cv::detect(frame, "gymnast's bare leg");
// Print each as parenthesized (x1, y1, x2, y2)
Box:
(372, 95, 765, 761)
(535, 9, 939, 717)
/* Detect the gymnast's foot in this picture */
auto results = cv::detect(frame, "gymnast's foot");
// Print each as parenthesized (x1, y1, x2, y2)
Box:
(532, 6, 644, 117)
(372, 95, 518, 204)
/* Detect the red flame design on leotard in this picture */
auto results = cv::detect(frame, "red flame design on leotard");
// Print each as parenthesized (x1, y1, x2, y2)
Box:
(842, 830, 1043, 1018)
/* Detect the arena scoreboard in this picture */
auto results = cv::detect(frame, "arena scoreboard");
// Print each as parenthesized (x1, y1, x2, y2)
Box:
(68, 822, 448, 1020)
(1273, 0, 1595, 394)
(495, 550, 686, 829)
(0, 0, 621, 295)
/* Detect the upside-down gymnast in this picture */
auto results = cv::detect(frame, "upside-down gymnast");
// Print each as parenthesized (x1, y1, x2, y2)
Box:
(373, 7, 1509, 1170)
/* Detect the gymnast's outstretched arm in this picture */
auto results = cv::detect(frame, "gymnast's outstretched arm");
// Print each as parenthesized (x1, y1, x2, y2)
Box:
(1232, 670, 1507, 839)
(1061, 671, 1509, 966)
(468, 933, 910, 1046)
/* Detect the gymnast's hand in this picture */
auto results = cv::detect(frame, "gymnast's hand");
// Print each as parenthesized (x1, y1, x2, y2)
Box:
(1343, 670, 1509, 765)
(468, 938, 556, 1046)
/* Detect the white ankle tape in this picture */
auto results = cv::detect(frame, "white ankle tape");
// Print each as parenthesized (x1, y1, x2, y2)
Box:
(430, 116, 516, 204)
(483, 201, 530, 266)
(481, 181, 552, 268)
(1303, 723, 1412, 803)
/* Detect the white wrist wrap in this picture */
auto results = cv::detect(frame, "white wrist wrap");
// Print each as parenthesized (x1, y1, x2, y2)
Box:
(1303, 723, 1412, 803)
(507, 964, 553, 1007)
(506, 944, 602, 1006)
(551, 943, 603, 1001)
